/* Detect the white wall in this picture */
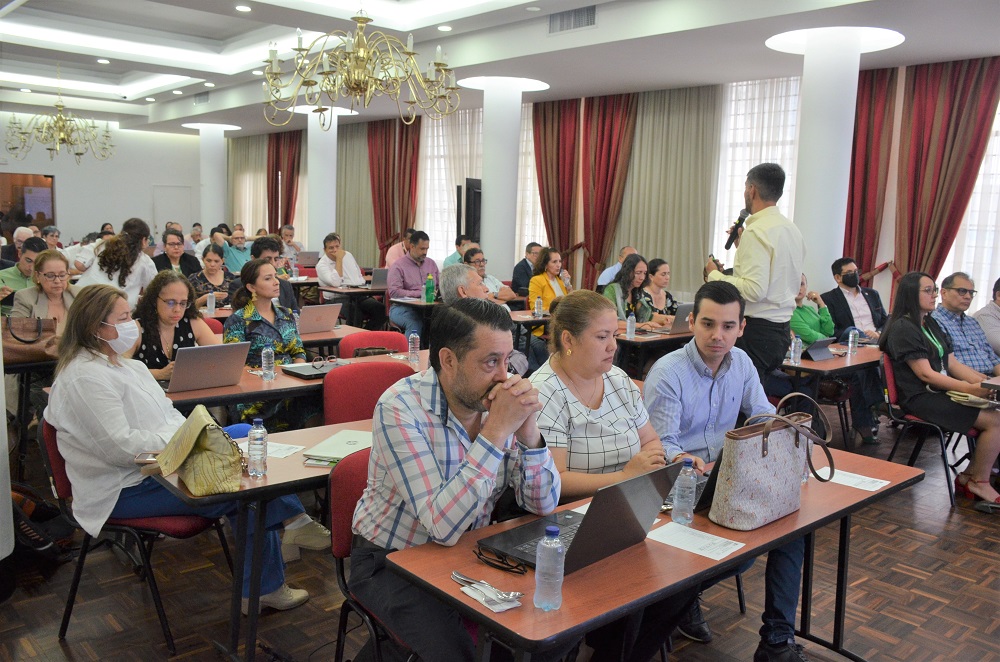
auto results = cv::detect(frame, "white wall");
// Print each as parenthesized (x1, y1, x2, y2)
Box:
(0, 115, 201, 243)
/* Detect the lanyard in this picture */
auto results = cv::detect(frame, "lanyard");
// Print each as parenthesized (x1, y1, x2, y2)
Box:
(921, 325, 944, 362)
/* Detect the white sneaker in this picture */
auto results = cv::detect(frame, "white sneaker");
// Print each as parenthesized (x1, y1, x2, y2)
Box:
(241, 584, 309, 616)
(281, 520, 331, 561)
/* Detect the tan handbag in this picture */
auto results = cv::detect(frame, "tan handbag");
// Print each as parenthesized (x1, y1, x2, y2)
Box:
(2, 316, 59, 364)
(708, 393, 835, 531)
(142, 405, 247, 496)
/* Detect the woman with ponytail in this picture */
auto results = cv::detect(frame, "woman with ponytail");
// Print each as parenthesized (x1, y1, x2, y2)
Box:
(77, 217, 157, 307)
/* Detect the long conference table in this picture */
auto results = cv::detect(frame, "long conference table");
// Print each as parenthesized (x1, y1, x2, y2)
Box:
(387, 450, 924, 662)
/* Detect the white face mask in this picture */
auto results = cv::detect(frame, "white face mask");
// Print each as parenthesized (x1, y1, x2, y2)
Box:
(98, 320, 140, 355)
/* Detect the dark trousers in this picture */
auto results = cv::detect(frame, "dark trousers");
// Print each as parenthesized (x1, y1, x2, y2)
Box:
(586, 588, 699, 662)
(737, 317, 792, 382)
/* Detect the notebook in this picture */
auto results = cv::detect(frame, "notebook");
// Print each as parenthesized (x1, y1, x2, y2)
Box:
(648, 302, 694, 335)
(161, 342, 250, 393)
(296, 303, 342, 334)
(477, 462, 682, 574)
(303, 429, 374, 462)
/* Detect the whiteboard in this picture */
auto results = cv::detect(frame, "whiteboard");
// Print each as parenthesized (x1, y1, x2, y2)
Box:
(152, 185, 193, 236)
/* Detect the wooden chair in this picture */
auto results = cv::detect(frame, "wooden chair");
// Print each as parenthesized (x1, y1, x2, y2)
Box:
(39, 421, 233, 654)
(323, 361, 414, 425)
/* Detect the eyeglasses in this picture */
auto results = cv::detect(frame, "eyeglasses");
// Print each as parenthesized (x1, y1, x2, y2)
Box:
(470, 259, 488, 266)
(158, 298, 192, 309)
(943, 287, 977, 297)
(38, 272, 69, 282)
(473, 547, 527, 574)
(919, 287, 940, 295)
(165, 242, 184, 248)
(311, 356, 343, 370)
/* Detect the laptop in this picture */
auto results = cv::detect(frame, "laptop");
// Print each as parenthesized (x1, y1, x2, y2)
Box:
(649, 302, 694, 335)
(296, 251, 319, 267)
(303, 429, 374, 462)
(803, 337, 836, 361)
(281, 360, 343, 380)
(160, 342, 250, 393)
(296, 303, 342, 334)
(477, 462, 682, 574)
(360, 268, 389, 290)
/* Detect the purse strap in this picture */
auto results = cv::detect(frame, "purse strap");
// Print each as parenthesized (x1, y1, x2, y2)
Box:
(212, 424, 249, 473)
(745, 391, 836, 482)
(5, 316, 44, 343)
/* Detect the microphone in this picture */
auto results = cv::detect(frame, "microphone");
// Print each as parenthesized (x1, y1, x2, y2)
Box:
(725, 209, 750, 251)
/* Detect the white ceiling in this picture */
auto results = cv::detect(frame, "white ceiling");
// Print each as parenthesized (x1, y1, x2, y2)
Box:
(1, 0, 999, 137)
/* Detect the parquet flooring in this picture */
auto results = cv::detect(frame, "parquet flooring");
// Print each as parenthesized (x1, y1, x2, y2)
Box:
(2, 413, 998, 661)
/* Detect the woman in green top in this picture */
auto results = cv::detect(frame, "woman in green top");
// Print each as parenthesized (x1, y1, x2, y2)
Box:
(602, 253, 667, 332)
(790, 273, 834, 344)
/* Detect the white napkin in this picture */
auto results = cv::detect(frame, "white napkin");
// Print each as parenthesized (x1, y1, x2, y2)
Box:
(460, 586, 521, 612)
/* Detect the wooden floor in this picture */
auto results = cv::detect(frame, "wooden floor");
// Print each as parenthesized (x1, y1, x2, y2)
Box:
(2, 415, 998, 662)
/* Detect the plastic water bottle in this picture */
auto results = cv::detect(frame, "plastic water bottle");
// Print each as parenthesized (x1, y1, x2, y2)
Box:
(801, 438, 813, 484)
(424, 274, 435, 303)
(261, 347, 275, 382)
(847, 329, 859, 356)
(533, 525, 564, 611)
(671, 458, 697, 525)
(290, 260, 299, 279)
(408, 333, 420, 366)
(248, 418, 267, 478)
(534, 296, 544, 318)
(626, 312, 636, 340)
(790, 335, 803, 366)
(206, 291, 216, 315)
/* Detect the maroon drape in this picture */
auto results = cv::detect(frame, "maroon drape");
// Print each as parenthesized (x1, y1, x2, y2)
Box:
(844, 68, 897, 280)
(895, 57, 1000, 280)
(532, 99, 580, 256)
(266, 130, 302, 233)
(367, 118, 421, 264)
(581, 94, 638, 290)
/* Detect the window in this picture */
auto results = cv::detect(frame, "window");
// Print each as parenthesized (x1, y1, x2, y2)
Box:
(515, 103, 547, 261)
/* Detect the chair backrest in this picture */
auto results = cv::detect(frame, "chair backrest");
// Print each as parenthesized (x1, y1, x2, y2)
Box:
(299, 266, 318, 278)
(203, 316, 224, 334)
(338, 330, 408, 359)
(328, 447, 372, 560)
(323, 361, 414, 425)
(40, 421, 73, 503)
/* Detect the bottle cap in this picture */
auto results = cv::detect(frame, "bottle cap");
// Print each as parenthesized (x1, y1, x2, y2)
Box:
(683, 457, 694, 466)
(545, 525, 560, 536)
(253, 418, 263, 426)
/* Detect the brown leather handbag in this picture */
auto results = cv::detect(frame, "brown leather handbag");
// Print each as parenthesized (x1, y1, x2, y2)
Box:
(2, 316, 59, 364)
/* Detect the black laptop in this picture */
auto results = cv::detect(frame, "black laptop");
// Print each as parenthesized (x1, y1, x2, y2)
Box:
(477, 462, 682, 574)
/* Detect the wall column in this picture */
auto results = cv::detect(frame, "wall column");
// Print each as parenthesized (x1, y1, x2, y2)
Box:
(306, 111, 340, 250)
(195, 125, 228, 227)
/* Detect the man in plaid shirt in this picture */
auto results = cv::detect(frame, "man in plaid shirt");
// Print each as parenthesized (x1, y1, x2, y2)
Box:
(931, 272, 1000, 377)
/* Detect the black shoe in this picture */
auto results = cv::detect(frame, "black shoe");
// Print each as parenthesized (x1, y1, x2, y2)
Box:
(676, 595, 713, 643)
(753, 641, 809, 662)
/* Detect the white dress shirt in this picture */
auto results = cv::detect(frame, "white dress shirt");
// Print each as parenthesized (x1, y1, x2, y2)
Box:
(317, 251, 366, 289)
(973, 300, 1000, 356)
(44, 353, 187, 536)
(839, 285, 876, 332)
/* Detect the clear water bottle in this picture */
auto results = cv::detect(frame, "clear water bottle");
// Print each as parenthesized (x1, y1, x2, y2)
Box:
(206, 291, 216, 315)
(248, 418, 267, 478)
(534, 296, 544, 318)
(626, 312, 636, 340)
(671, 458, 697, 525)
(261, 347, 275, 382)
(847, 328, 859, 356)
(801, 438, 813, 484)
(790, 335, 803, 365)
(291, 262, 299, 279)
(408, 333, 420, 366)
(533, 525, 564, 611)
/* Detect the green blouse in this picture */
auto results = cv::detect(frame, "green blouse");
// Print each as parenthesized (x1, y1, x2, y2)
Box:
(790, 304, 834, 345)
(603, 282, 654, 323)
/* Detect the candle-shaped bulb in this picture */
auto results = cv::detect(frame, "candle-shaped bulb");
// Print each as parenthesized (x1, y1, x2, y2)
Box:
(435, 45, 442, 62)
(297, 28, 303, 50)
(406, 33, 414, 52)
(262, 81, 269, 102)
(346, 31, 354, 53)
(322, 52, 330, 73)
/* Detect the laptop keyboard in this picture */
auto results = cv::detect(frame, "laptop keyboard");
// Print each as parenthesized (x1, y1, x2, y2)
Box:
(514, 522, 582, 554)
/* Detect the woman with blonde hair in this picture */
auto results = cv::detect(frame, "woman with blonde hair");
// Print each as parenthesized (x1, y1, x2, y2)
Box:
(12, 249, 78, 330)
(76, 217, 157, 307)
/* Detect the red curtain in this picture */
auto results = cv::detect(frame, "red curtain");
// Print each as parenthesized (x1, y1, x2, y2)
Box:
(532, 99, 580, 256)
(581, 93, 638, 290)
(844, 68, 897, 279)
(895, 57, 1000, 280)
(266, 130, 302, 233)
(367, 118, 421, 264)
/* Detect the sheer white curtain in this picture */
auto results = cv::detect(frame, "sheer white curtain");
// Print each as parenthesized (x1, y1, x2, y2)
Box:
(713, 77, 801, 265)
(336, 122, 378, 266)
(515, 102, 547, 262)
(939, 103, 1000, 313)
(415, 108, 483, 264)
(227, 134, 268, 233)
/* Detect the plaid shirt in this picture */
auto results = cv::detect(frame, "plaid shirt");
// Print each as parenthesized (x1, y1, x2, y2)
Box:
(930, 305, 1000, 375)
(352, 369, 560, 550)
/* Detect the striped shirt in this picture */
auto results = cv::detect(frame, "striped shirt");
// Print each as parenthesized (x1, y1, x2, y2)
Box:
(930, 305, 1000, 375)
(352, 369, 561, 550)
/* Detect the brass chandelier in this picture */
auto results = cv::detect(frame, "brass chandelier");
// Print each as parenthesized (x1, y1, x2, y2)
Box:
(5, 95, 115, 164)
(263, 12, 460, 129)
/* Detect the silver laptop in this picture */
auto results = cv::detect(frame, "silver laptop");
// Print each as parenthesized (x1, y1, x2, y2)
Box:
(162, 342, 250, 393)
(360, 268, 388, 290)
(649, 302, 694, 334)
(297, 303, 342, 334)
(296, 251, 319, 267)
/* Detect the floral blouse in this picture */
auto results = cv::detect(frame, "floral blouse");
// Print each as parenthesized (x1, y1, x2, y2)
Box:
(640, 289, 679, 316)
(222, 300, 306, 367)
(188, 268, 235, 299)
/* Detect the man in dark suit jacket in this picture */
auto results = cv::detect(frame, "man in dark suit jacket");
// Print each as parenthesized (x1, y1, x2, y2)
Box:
(227, 236, 299, 312)
(1, 227, 32, 262)
(510, 242, 541, 295)
(820, 256, 888, 341)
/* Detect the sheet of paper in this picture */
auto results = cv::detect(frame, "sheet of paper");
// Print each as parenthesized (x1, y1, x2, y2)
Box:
(647, 521, 745, 561)
(236, 441, 305, 459)
(812, 467, 889, 491)
(571, 503, 590, 515)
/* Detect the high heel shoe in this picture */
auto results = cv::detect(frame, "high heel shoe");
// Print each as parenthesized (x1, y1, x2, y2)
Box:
(954, 473, 975, 499)
(957, 473, 1000, 505)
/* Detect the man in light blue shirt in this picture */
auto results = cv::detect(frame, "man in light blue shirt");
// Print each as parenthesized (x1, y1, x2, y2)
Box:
(221, 227, 252, 273)
(931, 272, 1000, 377)
(442, 234, 474, 267)
(596, 245, 636, 287)
(644, 281, 808, 662)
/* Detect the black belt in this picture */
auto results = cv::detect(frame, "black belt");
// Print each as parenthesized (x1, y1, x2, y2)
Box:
(352, 534, 386, 551)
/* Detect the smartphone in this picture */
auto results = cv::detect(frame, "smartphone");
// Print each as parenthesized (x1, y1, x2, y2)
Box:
(135, 452, 159, 465)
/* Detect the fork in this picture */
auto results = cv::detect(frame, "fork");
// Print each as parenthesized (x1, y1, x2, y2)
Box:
(451, 571, 524, 601)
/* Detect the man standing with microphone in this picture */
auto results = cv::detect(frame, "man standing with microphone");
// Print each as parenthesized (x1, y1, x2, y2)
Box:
(705, 163, 805, 380)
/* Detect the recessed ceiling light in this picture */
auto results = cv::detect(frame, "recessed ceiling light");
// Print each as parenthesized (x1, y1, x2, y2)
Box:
(235, 4, 251, 12)
(97, 58, 110, 64)
(173, 90, 183, 95)
(438, 25, 452, 32)
(20, 88, 31, 93)
(525, 6, 541, 11)
(145, 97, 156, 102)
(204, 82, 216, 87)
(251, 70, 264, 76)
